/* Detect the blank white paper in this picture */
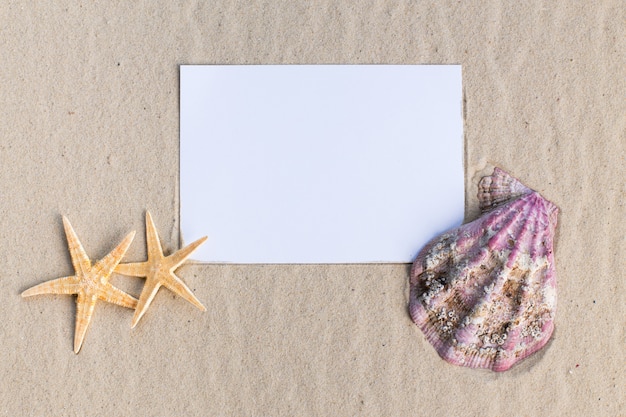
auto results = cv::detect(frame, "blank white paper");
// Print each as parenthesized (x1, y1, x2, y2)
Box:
(180, 65, 463, 263)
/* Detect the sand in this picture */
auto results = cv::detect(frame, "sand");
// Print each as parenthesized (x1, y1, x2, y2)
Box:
(1, 1, 624, 416)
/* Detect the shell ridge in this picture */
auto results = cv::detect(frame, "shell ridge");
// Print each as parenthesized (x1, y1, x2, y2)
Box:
(410, 234, 455, 284)
(494, 312, 554, 371)
(493, 262, 553, 370)
(503, 198, 539, 268)
(424, 261, 509, 363)
(529, 197, 555, 261)
(480, 198, 525, 239)
(485, 197, 533, 252)
(442, 251, 503, 319)
(418, 235, 496, 316)
(452, 262, 509, 331)
(528, 200, 545, 260)
(495, 210, 553, 367)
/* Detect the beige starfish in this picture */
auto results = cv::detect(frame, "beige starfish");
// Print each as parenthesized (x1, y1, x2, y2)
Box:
(22, 216, 137, 353)
(115, 211, 207, 328)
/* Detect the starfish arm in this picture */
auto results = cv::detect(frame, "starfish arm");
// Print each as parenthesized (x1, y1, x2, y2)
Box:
(145, 211, 164, 260)
(131, 279, 162, 328)
(21, 276, 81, 297)
(92, 231, 136, 280)
(98, 283, 138, 309)
(115, 261, 149, 277)
(62, 217, 91, 277)
(74, 293, 97, 354)
(163, 273, 206, 312)
(168, 236, 208, 269)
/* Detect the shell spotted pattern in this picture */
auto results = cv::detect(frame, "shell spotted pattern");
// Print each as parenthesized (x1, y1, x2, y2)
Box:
(409, 168, 559, 372)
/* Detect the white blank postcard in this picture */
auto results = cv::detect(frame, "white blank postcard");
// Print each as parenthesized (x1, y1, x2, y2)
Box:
(180, 65, 463, 263)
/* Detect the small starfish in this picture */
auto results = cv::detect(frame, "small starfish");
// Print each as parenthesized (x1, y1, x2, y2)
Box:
(115, 211, 207, 328)
(22, 216, 137, 353)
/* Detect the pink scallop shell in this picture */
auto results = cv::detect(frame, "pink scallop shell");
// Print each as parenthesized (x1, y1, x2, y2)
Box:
(409, 167, 558, 372)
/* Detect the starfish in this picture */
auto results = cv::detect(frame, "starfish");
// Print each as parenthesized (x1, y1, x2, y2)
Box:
(22, 216, 138, 353)
(115, 211, 207, 328)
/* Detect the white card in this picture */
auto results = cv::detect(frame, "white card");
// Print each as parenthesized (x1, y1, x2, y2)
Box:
(180, 65, 463, 263)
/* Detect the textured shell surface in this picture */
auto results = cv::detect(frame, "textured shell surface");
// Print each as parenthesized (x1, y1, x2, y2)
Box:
(409, 167, 559, 372)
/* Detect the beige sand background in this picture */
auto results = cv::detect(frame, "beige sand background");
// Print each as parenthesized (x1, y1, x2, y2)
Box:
(1, 1, 624, 416)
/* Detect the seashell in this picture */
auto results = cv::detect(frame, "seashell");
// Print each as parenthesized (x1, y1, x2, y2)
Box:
(409, 167, 559, 371)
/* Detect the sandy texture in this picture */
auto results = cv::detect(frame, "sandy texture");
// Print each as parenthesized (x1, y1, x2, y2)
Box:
(0, 1, 624, 416)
